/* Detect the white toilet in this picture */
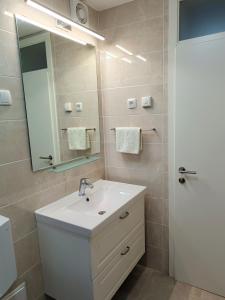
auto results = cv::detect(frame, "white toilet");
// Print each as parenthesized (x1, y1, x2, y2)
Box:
(0, 215, 27, 300)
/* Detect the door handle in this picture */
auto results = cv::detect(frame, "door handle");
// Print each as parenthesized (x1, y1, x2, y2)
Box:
(121, 246, 130, 256)
(40, 155, 53, 160)
(178, 167, 197, 175)
(39, 155, 53, 166)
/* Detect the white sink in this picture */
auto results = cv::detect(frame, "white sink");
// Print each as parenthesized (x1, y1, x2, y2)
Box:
(35, 180, 146, 237)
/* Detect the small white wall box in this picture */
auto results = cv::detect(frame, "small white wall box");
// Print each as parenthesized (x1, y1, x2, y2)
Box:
(0, 90, 12, 106)
(64, 102, 73, 112)
(75, 102, 83, 112)
(142, 96, 152, 108)
(127, 98, 137, 109)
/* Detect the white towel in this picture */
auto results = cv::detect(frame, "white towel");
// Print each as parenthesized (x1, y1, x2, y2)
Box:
(67, 127, 90, 150)
(115, 127, 142, 154)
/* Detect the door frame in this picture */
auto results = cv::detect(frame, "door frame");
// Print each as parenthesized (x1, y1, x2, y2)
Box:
(168, 0, 179, 278)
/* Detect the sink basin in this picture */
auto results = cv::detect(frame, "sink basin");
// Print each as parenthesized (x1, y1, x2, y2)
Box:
(35, 180, 146, 237)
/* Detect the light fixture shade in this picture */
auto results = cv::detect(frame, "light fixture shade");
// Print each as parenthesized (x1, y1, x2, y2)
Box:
(26, 0, 105, 41)
(16, 14, 87, 45)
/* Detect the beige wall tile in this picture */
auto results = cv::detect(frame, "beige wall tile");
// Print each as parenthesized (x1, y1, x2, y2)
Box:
(100, 17, 164, 54)
(0, 76, 26, 120)
(99, 0, 164, 30)
(0, 121, 29, 164)
(105, 142, 162, 170)
(102, 85, 165, 116)
(0, 0, 18, 33)
(162, 225, 169, 251)
(140, 246, 163, 271)
(162, 198, 169, 226)
(0, 29, 20, 77)
(10, 264, 44, 300)
(0, 160, 41, 207)
(37, 0, 70, 17)
(100, 50, 163, 89)
(146, 221, 163, 248)
(14, 230, 41, 276)
(0, 182, 67, 241)
(146, 196, 163, 223)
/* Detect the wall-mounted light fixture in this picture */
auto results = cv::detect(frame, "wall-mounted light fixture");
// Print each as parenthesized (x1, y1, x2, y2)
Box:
(16, 14, 87, 45)
(26, 0, 105, 41)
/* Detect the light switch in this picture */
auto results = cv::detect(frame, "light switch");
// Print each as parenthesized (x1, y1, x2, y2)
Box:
(142, 96, 152, 108)
(127, 98, 137, 109)
(64, 102, 73, 112)
(0, 90, 12, 106)
(75, 102, 83, 112)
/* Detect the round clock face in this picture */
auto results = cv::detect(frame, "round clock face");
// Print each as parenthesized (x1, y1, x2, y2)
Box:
(76, 3, 88, 25)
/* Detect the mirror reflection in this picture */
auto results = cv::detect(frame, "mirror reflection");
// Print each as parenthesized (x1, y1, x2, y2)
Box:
(16, 18, 100, 171)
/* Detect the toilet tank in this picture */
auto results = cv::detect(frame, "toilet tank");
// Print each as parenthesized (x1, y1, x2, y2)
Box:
(0, 215, 17, 297)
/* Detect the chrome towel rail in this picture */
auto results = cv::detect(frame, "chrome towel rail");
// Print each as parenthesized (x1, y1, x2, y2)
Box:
(110, 128, 156, 132)
(61, 128, 96, 131)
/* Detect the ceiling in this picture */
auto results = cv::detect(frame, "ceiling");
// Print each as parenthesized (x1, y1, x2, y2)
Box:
(85, 0, 134, 11)
(17, 20, 43, 38)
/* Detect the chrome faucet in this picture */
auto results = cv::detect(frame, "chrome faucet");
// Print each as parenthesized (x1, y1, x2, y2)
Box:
(79, 178, 94, 197)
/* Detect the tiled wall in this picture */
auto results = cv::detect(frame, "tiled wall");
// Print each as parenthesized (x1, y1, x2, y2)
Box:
(0, 1, 104, 299)
(98, 0, 169, 273)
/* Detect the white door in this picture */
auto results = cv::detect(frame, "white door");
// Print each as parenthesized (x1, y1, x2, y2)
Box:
(20, 33, 60, 171)
(23, 70, 57, 171)
(174, 33, 225, 297)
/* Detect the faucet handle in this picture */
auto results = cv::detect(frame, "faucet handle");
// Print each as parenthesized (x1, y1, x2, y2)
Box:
(80, 177, 89, 183)
(80, 178, 93, 187)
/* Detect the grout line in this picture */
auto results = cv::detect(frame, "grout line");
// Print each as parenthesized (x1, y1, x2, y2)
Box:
(0, 180, 66, 210)
(0, 119, 26, 123)
(101, 83, 164, 92)
(56, 89, 98, 95)
(146, 220, 169, 227)
(105, 165, 165, 172)
(0, 74, 21, 79)
(0, 27, 16, 35)
(14, 228, 38, 244)
(99, 14, 165, 32)
(102, 113, 165, 117)
(17, 262, 41, 282)
(0, 158, 30, 168)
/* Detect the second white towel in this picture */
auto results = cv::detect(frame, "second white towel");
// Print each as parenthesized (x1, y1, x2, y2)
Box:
(67, 127, 90, 150)
(115, 127, 142, 154)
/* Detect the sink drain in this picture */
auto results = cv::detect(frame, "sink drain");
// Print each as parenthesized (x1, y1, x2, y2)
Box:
(98, 211, 106, 215)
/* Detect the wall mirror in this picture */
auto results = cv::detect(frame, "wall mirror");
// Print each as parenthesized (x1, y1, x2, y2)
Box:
(15, 17, 100, 172)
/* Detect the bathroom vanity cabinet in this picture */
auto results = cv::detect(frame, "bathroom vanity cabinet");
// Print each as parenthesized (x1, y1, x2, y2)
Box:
(36, 180, 146, 300)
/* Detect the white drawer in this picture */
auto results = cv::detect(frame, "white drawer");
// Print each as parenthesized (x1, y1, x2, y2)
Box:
(93, 223, 145, 300)
(91, 197, 144, 278)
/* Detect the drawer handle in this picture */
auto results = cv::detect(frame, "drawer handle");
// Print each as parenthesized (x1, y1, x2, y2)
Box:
(119, 211, 129, 220)
(121, 246, 130, 256)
